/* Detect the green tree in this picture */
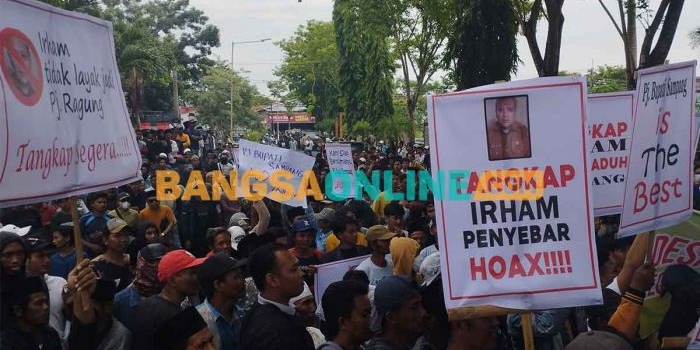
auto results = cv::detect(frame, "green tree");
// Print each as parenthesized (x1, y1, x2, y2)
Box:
(389, 0, 451, 140)
(275, 21, 342, 124)
(444, 0, 519, 89)
(187, 63, 263, 133)
(333, 0, 395, 125)
(586, 65, 627, 93)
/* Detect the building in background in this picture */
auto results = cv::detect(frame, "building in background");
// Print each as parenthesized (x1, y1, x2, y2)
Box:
(259, 102, 315, 132)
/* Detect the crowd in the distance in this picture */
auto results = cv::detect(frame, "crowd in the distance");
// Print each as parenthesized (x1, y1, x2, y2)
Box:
(0, 123, 699, 350)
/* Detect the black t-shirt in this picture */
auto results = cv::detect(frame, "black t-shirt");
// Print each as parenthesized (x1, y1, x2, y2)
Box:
(92, 259, 133, 293)
(131, 295, 182, 350)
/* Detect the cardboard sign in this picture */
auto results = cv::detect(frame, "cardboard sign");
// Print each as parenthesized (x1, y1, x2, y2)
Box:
(237, 139, 315, 207)
(0, 0, 141, 207)
(428, 77, 601, 310)
(638, 212, 700, 338)
(325, 143, 355, 199)
(313, 255, 369, 307)
(587, 92, 634, 216)
(618, 61, 697, 237)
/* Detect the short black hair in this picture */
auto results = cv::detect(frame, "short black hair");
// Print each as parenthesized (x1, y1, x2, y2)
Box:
(286, 207, 306, 223)
(248, 243, 287, 292)
(332, 215, 357, 235)
(384, 203, 404, 219)
(88, 192, 108, 204)
(206, 227, 230, 248)
(342, 269, 369, 287)
(321, 280, 369, 339)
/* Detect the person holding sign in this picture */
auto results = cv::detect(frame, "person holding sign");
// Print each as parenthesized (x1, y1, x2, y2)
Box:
(486, 96, 532, 161)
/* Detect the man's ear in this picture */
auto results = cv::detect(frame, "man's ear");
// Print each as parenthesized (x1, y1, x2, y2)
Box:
(265, 272, 278, 288)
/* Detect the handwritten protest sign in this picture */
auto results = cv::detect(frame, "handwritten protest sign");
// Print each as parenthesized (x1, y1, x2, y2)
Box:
(313, 255, 369, 308)
(428, 77, 601, 310)
(587, 92, 634, 215)
(325, 142, 355, 200)
(0, 0, 141, 207)
(638, 211, 700, 338)
(618, 61, 697, 237)
(237, 139, 315, 207)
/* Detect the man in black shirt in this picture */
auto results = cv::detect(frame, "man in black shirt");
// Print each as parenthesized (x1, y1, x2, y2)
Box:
(240, 243, 314, 350)
(321, 216, 370, 263)
(132, 249, 204, 350)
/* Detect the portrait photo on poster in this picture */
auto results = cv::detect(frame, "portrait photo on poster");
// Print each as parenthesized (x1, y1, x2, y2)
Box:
(484, 95, 532, 161)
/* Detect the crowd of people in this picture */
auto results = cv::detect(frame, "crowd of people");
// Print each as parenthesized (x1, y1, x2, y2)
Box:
(1, 123, 699, 350)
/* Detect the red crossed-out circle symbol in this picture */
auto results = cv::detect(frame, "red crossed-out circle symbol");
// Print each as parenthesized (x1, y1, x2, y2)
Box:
(0, 28, 43, 106)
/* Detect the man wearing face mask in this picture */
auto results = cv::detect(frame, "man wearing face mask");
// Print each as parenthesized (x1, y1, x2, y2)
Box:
(215, 150, 235, 177)
(108, 193, 140, 230)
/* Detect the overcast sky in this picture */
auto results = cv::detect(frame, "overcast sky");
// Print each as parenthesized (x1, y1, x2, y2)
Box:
(190, 0, 700, 96)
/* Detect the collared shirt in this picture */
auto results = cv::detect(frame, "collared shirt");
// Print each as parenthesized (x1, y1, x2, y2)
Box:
(257, 294, 296, 316)
(196, 299, 244, 350)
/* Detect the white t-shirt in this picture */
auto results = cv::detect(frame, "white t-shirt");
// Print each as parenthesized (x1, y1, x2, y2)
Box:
(356, 256, 394, 286)
(45, 274, 67, 338)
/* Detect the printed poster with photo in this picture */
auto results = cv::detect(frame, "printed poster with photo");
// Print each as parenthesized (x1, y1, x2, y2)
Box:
(427, 77, 601, 310)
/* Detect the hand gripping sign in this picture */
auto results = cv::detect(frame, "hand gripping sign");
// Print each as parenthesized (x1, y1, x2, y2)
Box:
(427, 76, 601, 312)
(618, 61, 697, 237)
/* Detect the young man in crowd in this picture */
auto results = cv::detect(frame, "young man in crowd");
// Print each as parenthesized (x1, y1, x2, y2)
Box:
(240, 243, 315, 350)
(356, 225, 394, 286)
(0, 276, 62, 350)
(383, 203, 408, 237)
(205, 227, 233, 257)
(24, 237, 67, 339)
(289, 220, 321, 289)
(49, 222, 78, 279)
(49, 198, 72, 231)
(366, 275, 428, 350)
(79, 192, 113, 255)
(318, 280, 373, 350)
(196, 252, 248, 350)
(157, 307, 216, 350)
(321, 216, 370, 264)
(108, 192, 140, 229)
(139, 190, 178, 247)
(324, 207, 368, 253)
(91, 218, 133, 292)
(132, 249, 204, 350)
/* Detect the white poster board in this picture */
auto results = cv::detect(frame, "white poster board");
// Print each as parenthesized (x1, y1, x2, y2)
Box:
(587, 92, 634, 216)
(313, 254, 369, 307)
(0, 0, 141, 207)
(325, 142, 355, 199)
(618, 61, 697, 237)
(237, 139, 315, 208)
(428, 77, 601, 310)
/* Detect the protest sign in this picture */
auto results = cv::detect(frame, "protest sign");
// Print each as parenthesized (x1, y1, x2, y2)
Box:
(618, 61, 697, 237)
(313, 255, 369, 307)
(0, 0, 141, 207)
(325, 142, 355, 199)
(638, 211, 700, 339)
(237, 139, 316, 207)
(587, 92, 634, 216)
(428, 76, 601, 311)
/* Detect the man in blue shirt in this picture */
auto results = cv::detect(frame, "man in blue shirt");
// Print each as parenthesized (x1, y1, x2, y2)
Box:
(196, 252, 248, 349)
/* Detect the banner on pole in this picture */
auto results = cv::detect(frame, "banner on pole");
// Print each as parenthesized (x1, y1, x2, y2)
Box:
(428, 77, 601, 310)
(325, 142, 355, 199)
(237, 139, 316, 208)
(618, 61, 697, 237)
(587, 92, 634, 216)
(0, 0, 141, 207)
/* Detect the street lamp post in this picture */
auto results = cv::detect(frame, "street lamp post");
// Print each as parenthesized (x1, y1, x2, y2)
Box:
(230, 38, 271, 141)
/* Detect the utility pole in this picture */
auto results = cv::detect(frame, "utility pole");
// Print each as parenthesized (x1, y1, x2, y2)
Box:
(172, 70, 179, 123)
(230, 38, 271, 142)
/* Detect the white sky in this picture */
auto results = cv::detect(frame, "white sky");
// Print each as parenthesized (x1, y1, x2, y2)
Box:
(190, 0, 700, 96)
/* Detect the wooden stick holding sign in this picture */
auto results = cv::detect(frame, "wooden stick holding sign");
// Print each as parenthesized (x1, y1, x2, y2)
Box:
(447, 306, 536, 350)
(69, 197, 90, 311)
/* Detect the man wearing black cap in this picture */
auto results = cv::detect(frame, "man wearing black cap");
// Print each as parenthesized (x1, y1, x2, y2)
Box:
(366, 275, 428, 350)
(24, 236, 68, 339)
(0, 275, 62, 350)
(196, 252, 248, 349)
(108, 192, 140, 229)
